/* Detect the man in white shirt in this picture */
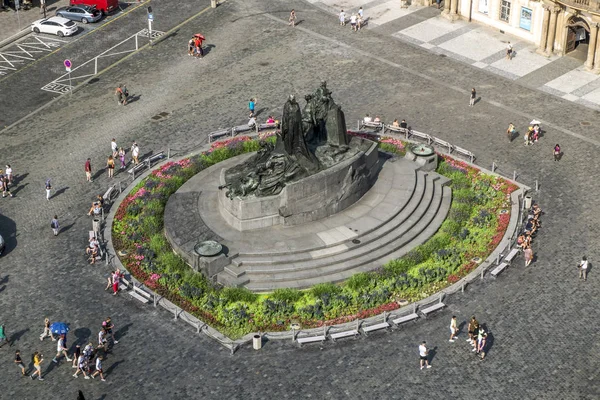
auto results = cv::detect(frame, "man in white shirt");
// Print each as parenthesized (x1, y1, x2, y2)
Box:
(53, 335, 72, 364)
(111, 139, 118, 157)
(579, 256, 588, 281)
(339, 9, 345, 25)
(419, 341, 431, 369)
(363, 114, 372, 123)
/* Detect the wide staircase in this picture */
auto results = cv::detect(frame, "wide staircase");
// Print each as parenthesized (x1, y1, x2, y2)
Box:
(217, 160, 452, 292)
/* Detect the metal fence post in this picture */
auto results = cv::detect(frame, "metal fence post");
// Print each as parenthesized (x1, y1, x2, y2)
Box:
(492, 162, 496, 173)
(535, 180, 539, 191)
(118, 181, 122, 193)
(94, 57, 98, 75)
(513, 170, 517, 181)
(135, 33, 139, 50)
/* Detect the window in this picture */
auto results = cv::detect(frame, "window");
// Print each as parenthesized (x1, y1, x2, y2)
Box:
(500, 0, 511, 22)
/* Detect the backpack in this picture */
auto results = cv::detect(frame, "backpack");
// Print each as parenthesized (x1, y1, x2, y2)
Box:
(51, 221, 56, 229)
(122, 86, 129, 97)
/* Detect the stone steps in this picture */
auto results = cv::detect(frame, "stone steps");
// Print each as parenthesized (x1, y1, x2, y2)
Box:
(231, 169, 426, 267)
(218, 169, 452, 291)
(242, 186, 452, 291)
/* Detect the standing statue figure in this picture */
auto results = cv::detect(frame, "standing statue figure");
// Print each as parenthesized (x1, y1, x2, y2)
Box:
(302, 94, 316, 143)
(325, 101, 349, 148)
(308, 81, 348, 148)
(280, 95, 318, 171)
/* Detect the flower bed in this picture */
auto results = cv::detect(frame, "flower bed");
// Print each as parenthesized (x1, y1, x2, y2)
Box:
(113, 135, 517, 339)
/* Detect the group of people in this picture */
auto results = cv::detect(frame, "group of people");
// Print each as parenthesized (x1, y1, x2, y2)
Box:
(363, 113, 408, 130)
(517, 203, 542, 267)
(524, 124, 541, 145)
(115, 84, 129, 106)
(86, 235, 101, 264)
(0, 165, 14, 198)
(339, 7, 364, 31)
(105, 269, 124, 296)
(18, 317, 117, 382)
(187, 35, 204, 57)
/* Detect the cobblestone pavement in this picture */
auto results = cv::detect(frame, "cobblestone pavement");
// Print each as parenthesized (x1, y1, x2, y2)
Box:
(0, 0, 599, 398)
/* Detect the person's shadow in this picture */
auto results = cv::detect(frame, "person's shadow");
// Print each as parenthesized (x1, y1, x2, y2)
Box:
(9, 328, 29, 346)
(53, 186, 69, 198)
(13, 172, 28, 185)
(474, 96, 482, 105)
(484, 331, 494, 357)
(295, 19, 304, 26)
(11, 182, 28, 196)
(203, 44, 216, 56)
(457, 321, 466, 336)
(60, 222, 75, 234)
(254, 107, 267, 118)
(104, 359, 124, 375)
(128, 94, 142, 104)
(115, 323, 133, 341)
(428, 346, 438, 364)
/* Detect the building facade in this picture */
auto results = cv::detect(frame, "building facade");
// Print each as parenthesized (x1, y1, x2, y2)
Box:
(440, 0, 600, 71)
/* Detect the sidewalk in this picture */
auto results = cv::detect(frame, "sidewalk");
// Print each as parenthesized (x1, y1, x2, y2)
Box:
(0, 0, 70, 45)
(307, 0, 600, 110)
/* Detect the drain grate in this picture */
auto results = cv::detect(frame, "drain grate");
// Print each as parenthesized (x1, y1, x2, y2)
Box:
(352, 239, 361, 244)
(151, 111, 171, 121)
(580, 121, 591, 126)
(151, 115, 162, 120)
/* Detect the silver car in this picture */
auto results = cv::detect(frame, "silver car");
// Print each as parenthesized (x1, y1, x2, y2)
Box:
(56, 5, 102, 24)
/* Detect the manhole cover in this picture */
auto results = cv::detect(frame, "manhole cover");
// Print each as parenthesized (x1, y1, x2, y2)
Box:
(352, 239, 361, 244)
(194, 240, 222, 257)
(580, 121, 591, 126)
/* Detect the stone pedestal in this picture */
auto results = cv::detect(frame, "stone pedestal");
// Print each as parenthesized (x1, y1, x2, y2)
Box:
(194, 253, 229, 278)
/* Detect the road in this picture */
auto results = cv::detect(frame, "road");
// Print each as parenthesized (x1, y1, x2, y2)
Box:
(0, 0, 599, 398)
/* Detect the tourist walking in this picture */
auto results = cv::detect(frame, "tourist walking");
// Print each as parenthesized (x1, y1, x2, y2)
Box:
(506, 42, 513, 60)
(50, 215, 59, 236)
(289, 9, 296, 27)
(0, 324, 6, 348)
(111, 269, 122, 296)
(339, 9, 345, 25)
(5, 164, 13, 184)
(73, 354, 89, 379)
(449, 316, 458, 342)
(15, 350, 26, 376)
(45, 179, 52, 200)
(103, 317, 118, 344)
(1, 173, 12, 198)
(553, 144, 561, 161)
(469, 88, 476, 107)
(39, 318, 55, 341)
(248, 98, 256, 118)
(524, 245, 533, 266)
(111, 139, 118, 158)
(357, 8, 363, 31)
(478, 329, 488, 360)
(187, 36, 195, 56)
(30, 351, 44, 380)
(118, 148, 126, 169)
(467, 316, 478, 346)
(97, 329, 108, 352)
(106, 155, 115, 178)
(85, 158, 92, 182)
(72, 344, 81, 369)
(578, 256, 588, 281)
(419, 341, 431, 369)
(507, 123, 516, 141)
(350, 13, 357, 31)
(131, 142, 140, 165)
(53, 334, 72, 364)
(91, 355, 106, 381)
(194, 35, 204, 58)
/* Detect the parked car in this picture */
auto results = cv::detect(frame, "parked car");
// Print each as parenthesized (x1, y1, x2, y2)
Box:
(56, 5, 102, 24)
(31, 16, 78, 37)
(69, 0, 118, 15)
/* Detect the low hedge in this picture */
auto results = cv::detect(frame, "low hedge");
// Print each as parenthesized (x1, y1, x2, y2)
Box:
(113, 134, 517, 338)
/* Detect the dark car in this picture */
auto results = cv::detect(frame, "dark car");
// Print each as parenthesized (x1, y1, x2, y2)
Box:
(56, 5, 102, 23)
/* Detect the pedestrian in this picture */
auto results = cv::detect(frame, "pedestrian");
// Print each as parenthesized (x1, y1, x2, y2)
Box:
(52, 334, 72, 363)
(105, 272, 113, 291)
(115, 85, 124, 105)
(418, 341, 431, 369)
(118, 147, 126, 169)
(350, 13, 357, 31)
(449, 316, 458, 342)
(194, 35, 204, 58)
(435, 0, 441, 8)
(73, 353, 89, 379)
(469, 88, 476, 107)
(72, 344, 81, 369)
(111, 139, 118, 158)
(39, 318, 55, 341)
(50, 215, 60, 236)
(467, 316, 478, 346)
(248, 98, 256, 118)
(15, 350, 26, 376)
(121, 84, 129, 105)
(400, 119, 408, 129)
(339, 9, 345, 25)
(85, 158, 92, 182)
(0, 324, 6, 348)
(103, 317, 118, 344)
(5, 164, 13, 185)
(97, 329, 108, 352)
(45, 179, 52, 200)
(111, 269, 122, 296)
(30, 351, 44, 380)
(524, 245, 533, 266)
(507, 122, 516, 141)
(40, 0, 46, 17)
(289, 9, 296, 27)
(1, 173, 12, 198)
(358, 6, 364, 20)
(187, 36, 195, 56)
(131, 143, 139, 165)
(578, 256, 588, 281)
(91, 355, 106, 381)
(506, 41, 513, 60)
(478, 329, 488, 360)
(553, 144, 561, 161)
(106, 155, 115, 178)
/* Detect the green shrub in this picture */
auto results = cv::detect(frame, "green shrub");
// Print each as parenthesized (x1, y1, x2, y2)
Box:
(220, 287, 257, 305)
(310, 283, 341, 299)
(271, 288, 302, 303)
(346, 273, 372, 293)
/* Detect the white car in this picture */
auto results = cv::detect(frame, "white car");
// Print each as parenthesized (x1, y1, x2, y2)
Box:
(31, 16, 78, 37)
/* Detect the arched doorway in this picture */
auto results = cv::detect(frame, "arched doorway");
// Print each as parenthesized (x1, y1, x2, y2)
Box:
(566, 16, 590, 60)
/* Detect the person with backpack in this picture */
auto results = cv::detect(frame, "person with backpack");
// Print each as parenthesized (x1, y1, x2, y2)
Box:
(50, 215, 59, 236)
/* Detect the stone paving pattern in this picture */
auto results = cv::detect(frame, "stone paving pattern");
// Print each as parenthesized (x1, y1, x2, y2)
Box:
(0, 0, 599, 398)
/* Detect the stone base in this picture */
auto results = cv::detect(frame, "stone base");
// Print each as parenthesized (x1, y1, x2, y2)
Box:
(194, 253, 229, 278)
(219, 137, 380, 231)
(441, 11, 460, 21)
